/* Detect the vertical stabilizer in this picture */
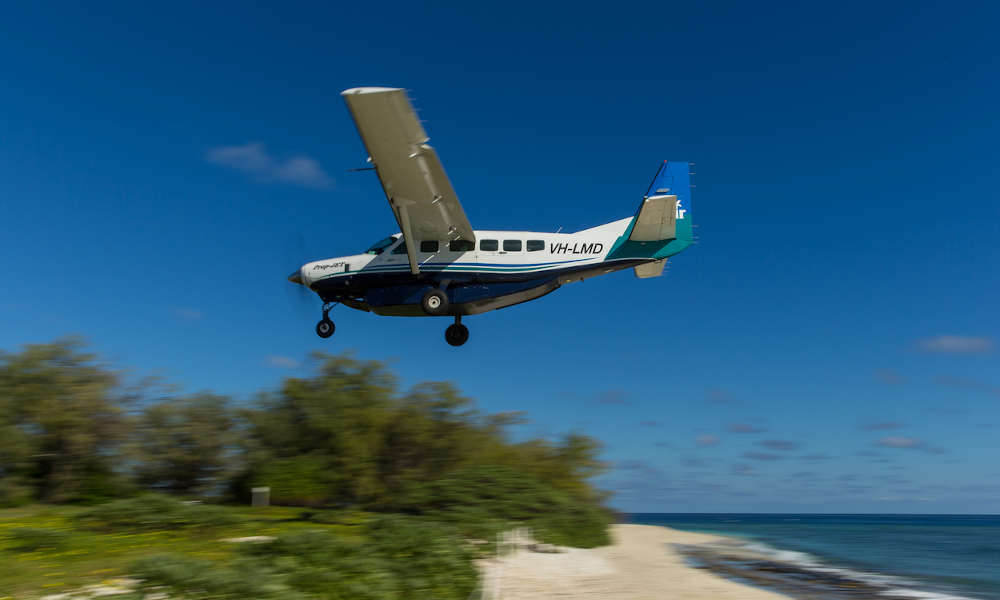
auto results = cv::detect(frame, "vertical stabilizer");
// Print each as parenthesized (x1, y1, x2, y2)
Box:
(607, 161, 694, 262)
(645, 160, 692, 246)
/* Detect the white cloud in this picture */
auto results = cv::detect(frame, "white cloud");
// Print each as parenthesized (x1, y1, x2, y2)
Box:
(696, 434, 719, 447)
(862, 421, 903, 431)
(743, 451, 782, 461)
(266, 355, 300, 368)
(705, 387, 736, 404)
(917, 335, 993, 354)
(875, 436, 944, 454)
(878, 436, 921, 448)
(934, 375, 1000, 397)
(171, 307, 203, 321)
(595, 390, 629, 405)
(758, 439, 801, 451)
(728, 423, 767, 433)
(874, 369, 905, 385)
(206, 142, 333, 189)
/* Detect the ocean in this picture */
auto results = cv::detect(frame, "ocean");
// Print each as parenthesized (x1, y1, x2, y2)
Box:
(628, 513, 1000, 600)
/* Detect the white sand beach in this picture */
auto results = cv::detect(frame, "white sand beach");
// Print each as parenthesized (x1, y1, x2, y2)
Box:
(478, 524, 792, 599)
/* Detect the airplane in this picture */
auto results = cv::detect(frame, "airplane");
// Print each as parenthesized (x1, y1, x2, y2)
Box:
(288, 87, 694, 346)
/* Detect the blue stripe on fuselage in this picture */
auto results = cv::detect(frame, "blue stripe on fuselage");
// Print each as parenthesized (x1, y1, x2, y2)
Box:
(311, 257, 645, 306)
(313, 256, 601, 282)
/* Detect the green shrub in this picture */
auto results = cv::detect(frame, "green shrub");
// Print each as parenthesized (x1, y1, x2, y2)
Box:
(0, 476, 33, 507)
(363, 516, 478, 598)
(130, 553, 308, 600)
(240, 530, 401, 599)
(133, 524, 477, 600)
(74, 470, 135, 506)
(397, 465, 612, 548)
(531, 501, 612, 548)
(254, 455, 336, 507)
(7, 527, 69, 552)
(297, 509, 367, 526)
(76, 494, 243, 531)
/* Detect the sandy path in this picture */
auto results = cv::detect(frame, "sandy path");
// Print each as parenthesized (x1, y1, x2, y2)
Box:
(478, 524, 792, 600)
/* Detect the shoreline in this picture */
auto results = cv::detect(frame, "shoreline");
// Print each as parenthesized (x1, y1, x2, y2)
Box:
(477, 523, 793, 599)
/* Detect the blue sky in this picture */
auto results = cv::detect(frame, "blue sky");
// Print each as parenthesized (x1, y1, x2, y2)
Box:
(1, 1, 998, 513)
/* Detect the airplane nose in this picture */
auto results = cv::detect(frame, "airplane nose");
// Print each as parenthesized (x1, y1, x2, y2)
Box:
(287, 269, 303, 285)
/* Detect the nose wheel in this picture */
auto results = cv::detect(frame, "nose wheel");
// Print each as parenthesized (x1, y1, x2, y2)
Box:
(315, 302, 337, 339)
(445, 316, 469, 347)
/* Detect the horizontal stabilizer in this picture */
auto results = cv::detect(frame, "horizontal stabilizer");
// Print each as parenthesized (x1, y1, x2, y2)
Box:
(634, 259, 666, 278)
(629, 194, 677, 242)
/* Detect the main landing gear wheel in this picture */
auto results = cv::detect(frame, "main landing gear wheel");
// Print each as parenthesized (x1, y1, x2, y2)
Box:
(316, 318, 335, 338)
(445, 323, 469, 347)
(421, 288, 449, 316)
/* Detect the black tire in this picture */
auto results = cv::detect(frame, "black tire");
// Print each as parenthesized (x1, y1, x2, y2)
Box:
(445, 323, 469, 347)
(315, 318, 335, 338)
(421, 288, 449, 315)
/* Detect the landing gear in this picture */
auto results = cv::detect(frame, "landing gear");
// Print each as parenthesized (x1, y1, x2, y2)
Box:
(315, 302, 336, 339)
(316, 318, 335, 338)
(445, 316, 469, 347)
(421, 288, 449, 316)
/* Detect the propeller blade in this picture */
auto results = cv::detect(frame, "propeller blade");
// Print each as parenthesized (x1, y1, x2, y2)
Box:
(284, 232, 315, 319)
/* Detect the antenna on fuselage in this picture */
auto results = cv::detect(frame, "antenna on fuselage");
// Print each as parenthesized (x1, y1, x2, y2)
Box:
(555, 226, 563, 233)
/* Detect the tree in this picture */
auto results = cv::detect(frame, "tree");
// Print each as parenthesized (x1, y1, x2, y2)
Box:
(0, 339, 129, 503)
(235, 352, 610, 526)
(0, 380, 33, 505)
(240, 353, 398, 505)
(132, 394, 238, 496)
(3, 339, 614, 549)
(373, 382, 483, 509)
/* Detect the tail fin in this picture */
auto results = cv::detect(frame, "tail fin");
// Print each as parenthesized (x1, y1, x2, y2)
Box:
(642, 160, 692, 244)
(606, 161, 694, 262)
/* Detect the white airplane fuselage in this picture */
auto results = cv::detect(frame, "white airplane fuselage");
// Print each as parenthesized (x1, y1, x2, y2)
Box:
(295, 211, 690, 317)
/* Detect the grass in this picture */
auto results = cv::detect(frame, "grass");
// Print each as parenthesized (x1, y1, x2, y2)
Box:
(0, 503, 369, 599)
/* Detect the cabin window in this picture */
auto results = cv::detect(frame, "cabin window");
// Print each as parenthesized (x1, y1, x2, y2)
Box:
(526, 240, 545, 252)
(365, 236, 396, 255)
(420, 240, 439, 253)
(391, 241, 408, 255)
(449, 239, 474, 252)
(480, 239, 498, 251)
(503, 240, 522, 252)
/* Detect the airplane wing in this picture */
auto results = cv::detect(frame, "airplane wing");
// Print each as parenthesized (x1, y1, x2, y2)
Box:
(341, 87, 475, 274)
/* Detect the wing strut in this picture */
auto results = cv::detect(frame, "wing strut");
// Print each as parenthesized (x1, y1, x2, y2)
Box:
(395, 201, 421, 274)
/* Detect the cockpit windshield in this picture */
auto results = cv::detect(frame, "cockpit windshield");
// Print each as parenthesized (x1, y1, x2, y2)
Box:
(365, 236, 397, 255)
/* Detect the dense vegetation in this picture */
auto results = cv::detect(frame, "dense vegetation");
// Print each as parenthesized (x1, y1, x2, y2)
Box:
(0, 502, 371, 598)
(0, 339, 612, 597)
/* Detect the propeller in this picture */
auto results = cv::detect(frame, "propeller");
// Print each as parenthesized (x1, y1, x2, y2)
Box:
(284, 231, 315, 320)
